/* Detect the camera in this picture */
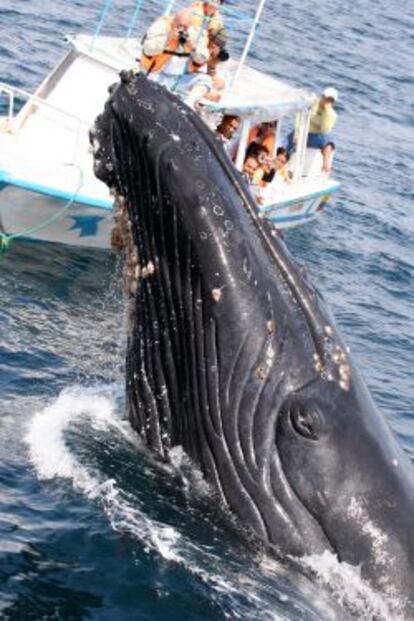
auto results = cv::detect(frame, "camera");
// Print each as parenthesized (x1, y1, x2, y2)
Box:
(177, 28, 189, 45)
(217, 48, 230, 62)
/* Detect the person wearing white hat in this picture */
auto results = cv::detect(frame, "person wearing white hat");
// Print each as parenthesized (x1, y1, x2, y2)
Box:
(306, 86, 339, 173)
(286, 86, 339, 174)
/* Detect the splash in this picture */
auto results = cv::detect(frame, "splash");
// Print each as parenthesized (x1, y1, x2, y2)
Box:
(25, 384, 183, 562)
(300, 550, 404, 620)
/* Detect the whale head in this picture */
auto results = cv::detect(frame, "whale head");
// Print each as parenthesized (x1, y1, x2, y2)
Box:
(93, 72, 414, 614)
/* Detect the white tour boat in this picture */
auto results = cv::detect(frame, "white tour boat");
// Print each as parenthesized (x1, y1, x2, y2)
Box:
(0, 0, 340, 250)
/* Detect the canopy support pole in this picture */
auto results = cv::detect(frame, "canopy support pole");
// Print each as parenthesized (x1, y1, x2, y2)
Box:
(273, 119, 282, 156)
(235, 118, 251, 171)
(125, 0, 145, 38)
(293, 110, 310, 182)
(230, 0, 267, 91)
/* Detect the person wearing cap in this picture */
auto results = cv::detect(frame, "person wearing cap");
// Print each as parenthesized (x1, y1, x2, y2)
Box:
(306, 87, 338, 173)
(286, 86, 338, 174)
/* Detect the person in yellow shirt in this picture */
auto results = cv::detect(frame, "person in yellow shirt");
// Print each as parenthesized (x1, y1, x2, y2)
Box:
(307, 87, 338, 173)
(287, 87, 339, 174)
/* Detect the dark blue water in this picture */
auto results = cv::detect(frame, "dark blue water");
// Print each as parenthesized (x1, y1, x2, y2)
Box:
(1, 0, 413, 619)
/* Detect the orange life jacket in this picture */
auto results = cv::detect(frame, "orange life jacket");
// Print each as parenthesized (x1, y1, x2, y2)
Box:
(141, 16, 206, 75)
(248, 126, 276, 155)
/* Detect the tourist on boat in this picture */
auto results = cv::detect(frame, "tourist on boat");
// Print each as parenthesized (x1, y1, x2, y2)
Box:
(242, 155, 259, 182)
(306, 87, 338, 173)
(185, 27, 230, 109)
(140, 9, 210, 90)
(272, 147, 291, 183)
(247, 121, 277, 156)
(245, 144, 272, 185)
(242, 156, 265, 204)
(216, 115, 240, 156)
(203, 28, 230, 102)
(247, 145, 290, 186)
(286, 87, 338, 174)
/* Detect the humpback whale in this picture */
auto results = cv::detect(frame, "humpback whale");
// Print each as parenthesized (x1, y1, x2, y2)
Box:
(92, 72, 414, 614)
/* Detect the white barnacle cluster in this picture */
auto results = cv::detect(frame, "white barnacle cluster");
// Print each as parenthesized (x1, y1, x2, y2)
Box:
(141, 261, 155, 279)
(111, 193, 140, 301)
(211, 288, 222, 302)
(266, 320, 276, 335)
(313, 352, 323, 373)
(333, 344, 351, 391)
(320, 325, 351, 391)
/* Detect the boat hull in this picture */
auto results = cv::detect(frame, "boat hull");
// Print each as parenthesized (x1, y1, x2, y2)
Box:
(0, 183, 112, 248)
(259, 191, 336, 229)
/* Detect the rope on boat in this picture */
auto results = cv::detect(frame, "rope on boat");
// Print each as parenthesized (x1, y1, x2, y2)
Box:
(0, 165, 84, 257)
(90, 0, 114, 51)
(126, 0, 145, 38)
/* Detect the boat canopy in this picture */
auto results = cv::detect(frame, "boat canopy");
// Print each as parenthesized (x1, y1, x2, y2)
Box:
(202, 60, 315, 122)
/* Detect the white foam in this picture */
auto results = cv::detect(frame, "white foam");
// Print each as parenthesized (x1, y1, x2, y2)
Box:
(300, 549, 404, 620)
(25, 384, 183, 562)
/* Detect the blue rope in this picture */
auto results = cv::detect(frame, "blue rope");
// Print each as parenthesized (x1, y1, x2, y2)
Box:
(163, 0, 176, 16)
(90, 0, 114, 51)
(126, 0, 145, 38)
(220, 5, 252, 22)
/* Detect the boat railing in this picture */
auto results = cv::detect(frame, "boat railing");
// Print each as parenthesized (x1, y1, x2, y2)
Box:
(0, 82, 90, 129)
(0, 82, 92, 165)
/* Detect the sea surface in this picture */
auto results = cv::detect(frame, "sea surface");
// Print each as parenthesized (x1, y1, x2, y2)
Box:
(0, 0, 413, 619)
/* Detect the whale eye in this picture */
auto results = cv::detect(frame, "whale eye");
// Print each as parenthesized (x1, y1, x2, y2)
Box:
(289, 403, 323, 441)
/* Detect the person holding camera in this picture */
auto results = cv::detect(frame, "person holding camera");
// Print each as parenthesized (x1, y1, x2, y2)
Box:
(140, 9, 209, 88)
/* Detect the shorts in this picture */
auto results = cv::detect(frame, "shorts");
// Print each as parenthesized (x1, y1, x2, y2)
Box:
(285, 130, 336, 151)
(306, 132, 335, 149)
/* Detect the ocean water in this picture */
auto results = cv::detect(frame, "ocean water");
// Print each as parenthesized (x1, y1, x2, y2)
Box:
(0, 0, 413, 619)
